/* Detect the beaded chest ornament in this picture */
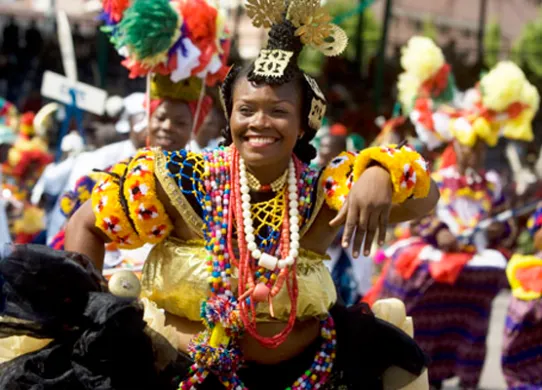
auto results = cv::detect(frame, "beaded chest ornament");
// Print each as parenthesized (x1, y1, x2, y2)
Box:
(178, 146, 336, 390)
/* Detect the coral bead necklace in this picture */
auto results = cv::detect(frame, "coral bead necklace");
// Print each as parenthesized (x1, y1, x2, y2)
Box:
(178, 146, 336, 390)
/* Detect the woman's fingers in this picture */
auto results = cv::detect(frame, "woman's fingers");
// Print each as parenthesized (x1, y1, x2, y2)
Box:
(329, 201, 348, 228)
(377, 207, 390, 246)
(341, 202, 360, 249)
(363, 211, 380, 256)
(352, 209, 369, 258)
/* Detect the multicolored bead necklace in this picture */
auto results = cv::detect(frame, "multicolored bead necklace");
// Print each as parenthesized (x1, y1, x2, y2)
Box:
(178, 146, 336, 390)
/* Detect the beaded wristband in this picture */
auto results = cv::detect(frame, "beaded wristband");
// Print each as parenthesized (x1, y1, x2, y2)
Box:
(353, 145, 431, 204)
(124, 149, 173, 244)
(92, 165, 144, 249)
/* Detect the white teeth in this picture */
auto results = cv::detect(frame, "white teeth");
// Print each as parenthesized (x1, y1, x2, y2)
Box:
(247, 137, 276, 146)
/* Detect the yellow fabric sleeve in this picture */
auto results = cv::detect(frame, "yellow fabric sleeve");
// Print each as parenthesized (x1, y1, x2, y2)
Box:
(92, 161, 144, 249)
(92, 149, 173, 249)
(320, 152, 357, 211)
(123, 148, 173, 244)
(506, 254, 542, 301)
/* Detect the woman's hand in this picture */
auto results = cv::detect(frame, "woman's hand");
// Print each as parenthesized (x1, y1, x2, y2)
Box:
(329, 166, 392, 258)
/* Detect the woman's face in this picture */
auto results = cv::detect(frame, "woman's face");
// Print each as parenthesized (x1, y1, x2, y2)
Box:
(195, 107, 225, 148)
(230, 76, 302, 168)
(149, 100, 193, 151)
(455, 138, 487, 171)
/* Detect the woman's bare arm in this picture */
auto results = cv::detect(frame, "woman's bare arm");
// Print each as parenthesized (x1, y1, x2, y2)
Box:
(389, 180, 440, 223)
(65, 200, 108, 270)
(65, 175, 180, 271)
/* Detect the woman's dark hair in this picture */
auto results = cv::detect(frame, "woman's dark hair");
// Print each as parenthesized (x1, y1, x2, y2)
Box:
(220, 19, 326, 165)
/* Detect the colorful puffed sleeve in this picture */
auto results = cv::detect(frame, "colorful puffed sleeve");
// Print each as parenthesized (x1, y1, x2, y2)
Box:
(321, 145, 431, 211)
(91, 148, 173, 249)
(507, 254, 542, 301)
(60, 175, 98, 219)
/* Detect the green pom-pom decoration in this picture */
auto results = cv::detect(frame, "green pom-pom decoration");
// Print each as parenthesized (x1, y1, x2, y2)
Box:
(116, 0, 179, 61)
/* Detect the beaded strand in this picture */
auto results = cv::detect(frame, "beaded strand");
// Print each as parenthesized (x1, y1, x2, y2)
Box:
(178, 146, 337, 390)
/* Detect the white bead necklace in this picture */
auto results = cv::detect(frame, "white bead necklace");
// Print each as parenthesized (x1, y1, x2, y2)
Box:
(239, 158, 300, 270)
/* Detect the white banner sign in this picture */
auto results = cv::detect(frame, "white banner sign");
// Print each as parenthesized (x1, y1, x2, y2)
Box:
(41, 71, 107, 115)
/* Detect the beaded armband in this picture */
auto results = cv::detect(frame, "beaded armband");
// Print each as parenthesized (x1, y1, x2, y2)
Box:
(92, 162, 144, 249)
(353, 145, 431, 204)
(123, 149, 173, 244)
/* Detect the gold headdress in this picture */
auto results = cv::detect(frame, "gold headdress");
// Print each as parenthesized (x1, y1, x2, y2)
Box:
(246, 0, 348, 57)
(243, 0, 348, 131)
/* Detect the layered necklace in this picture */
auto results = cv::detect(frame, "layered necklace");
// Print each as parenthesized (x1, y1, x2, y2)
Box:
(245, 169, 288, 192)
(232, 149, 299, 348)
(179, 146, 336, 390)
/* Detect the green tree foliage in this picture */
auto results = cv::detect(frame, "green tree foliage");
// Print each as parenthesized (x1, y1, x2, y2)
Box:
(512, 9, 542, 78)
(484, 20, 501, 68)
(298, 0, 381, 76)
(422, 18, 438, 41)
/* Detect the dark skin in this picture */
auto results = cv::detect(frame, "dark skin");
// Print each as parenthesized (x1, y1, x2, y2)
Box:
(194, 107, 225, 148)
(148, 99, 193, 151)
(318, 134, 347, 168)
(535, 228, 542, 252)
(66, 76, 439, 363)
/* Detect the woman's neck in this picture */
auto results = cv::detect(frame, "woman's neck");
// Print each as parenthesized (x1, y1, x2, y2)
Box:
(246, 160, 290, 185)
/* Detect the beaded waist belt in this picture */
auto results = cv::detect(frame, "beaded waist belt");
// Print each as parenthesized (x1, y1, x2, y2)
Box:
(178, 315, 337, 390)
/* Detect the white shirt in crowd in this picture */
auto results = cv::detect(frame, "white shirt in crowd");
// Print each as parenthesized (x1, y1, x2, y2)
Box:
(33, 139, 137, 244)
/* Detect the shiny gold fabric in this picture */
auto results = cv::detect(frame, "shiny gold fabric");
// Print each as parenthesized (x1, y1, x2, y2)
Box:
(141, 238, 337, 322)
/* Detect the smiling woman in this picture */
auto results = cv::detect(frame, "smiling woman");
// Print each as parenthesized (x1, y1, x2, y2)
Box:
(147, 74, 213, 151)
(149, 99, 193, 151)
(1, 1, 438, 389)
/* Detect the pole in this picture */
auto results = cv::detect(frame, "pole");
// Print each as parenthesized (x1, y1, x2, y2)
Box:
(374, 0, 393, 112)
(354, 0, 365, 77)
(477, 0, 488, 65)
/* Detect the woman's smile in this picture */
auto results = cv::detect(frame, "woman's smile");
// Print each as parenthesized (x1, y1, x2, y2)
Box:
(243, 134, 281, 149)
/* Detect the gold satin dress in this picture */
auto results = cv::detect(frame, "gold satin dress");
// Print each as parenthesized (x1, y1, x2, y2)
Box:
(144, 150, 337, 322)
(141, 238, 337, 322)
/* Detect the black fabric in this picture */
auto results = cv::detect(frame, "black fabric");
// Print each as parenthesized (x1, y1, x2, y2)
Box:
(330, 303, 430, 389)
(0, 245, 428, 390)
(0, 245, 188, 390)
(0, 244, 106, 338)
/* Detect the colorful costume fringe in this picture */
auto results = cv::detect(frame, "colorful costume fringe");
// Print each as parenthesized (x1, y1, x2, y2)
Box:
(368, 166, 510, 387)
(501, 207, 542, 389)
